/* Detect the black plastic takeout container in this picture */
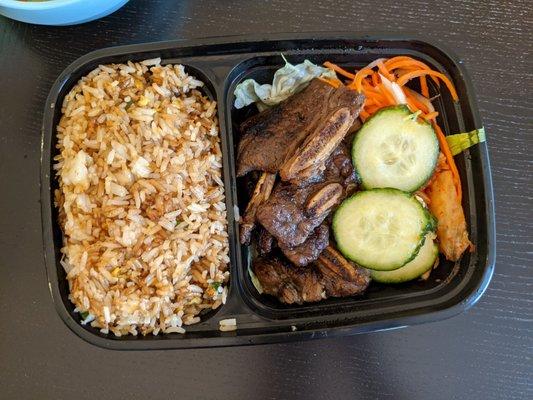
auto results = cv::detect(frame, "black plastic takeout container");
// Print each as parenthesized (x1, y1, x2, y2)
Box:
(40, 33, 495, 350)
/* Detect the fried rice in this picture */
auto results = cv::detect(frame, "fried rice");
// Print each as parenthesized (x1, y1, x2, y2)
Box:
(54, 58, 229, 336)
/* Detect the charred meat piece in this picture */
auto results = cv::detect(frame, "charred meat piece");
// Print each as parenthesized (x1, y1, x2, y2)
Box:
(284, 138, 358, 187)
(256, 143, 356, 249)
(279, 105, 361, 183)
(279, 87, 364, 183)
(237, 79, 364, 177)
(237, 79, 331, 177)
(323, 140, 358, 190)
(253, 246, 371, 304)
(257, 228, 276, 256)
(279, 224, 329, 267)
(256, 181, 342, 248)
(315, 246, 371, 297)
(253, 256, 324, 305)
(239, 172, 276, 245)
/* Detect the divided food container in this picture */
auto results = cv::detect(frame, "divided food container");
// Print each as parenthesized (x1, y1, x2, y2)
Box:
(40, 33, 495, 349)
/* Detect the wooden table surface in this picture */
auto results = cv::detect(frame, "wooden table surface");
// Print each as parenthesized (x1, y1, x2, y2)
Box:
(1, 1, 531, 399)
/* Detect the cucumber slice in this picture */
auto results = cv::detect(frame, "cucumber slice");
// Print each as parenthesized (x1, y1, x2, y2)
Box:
(371, 234, 439, 283)
(332, 189, 432, 271)
(352, 105, 439, 192)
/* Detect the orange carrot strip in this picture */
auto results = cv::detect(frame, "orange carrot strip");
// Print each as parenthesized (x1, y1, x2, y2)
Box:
(385, 57, 440, 86)
(362, 80, 381, 93)
(364, 87, 385, 99)
(386, 59, 431, 71)
(318, 76, 341, 88)
(365, 105, 382, 115)
(420, 75, 429, 97)
(377, 83, 396, 105)
(422, 111, 439, 120)
(404, 90, 429, 113)
(371, 72, 379, 86)
(323, 61, 356, 80)
(387, 58, 440, 86)
(405, 99, 418, 113)
(395, 68, 440, 87)
(433, 123, 462, 201)
(377, 61, 395, 81)
(384, 56, 430, 69)
(369, 89, 383, 105)
(397, 70, 458, 101)
(360, 110, 370, 120)
(354, 68, 374, 93)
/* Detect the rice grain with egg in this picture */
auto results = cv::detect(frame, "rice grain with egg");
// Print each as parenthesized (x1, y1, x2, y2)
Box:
(54, 58, 229, 336)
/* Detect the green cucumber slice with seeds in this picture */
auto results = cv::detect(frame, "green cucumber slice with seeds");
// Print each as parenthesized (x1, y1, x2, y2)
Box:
(332, 188, 434, 271)
(352, 105, 439, 192)
(371, 234, 439, 283)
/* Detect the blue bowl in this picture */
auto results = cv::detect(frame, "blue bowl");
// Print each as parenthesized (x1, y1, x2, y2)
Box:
(0, 0, 128, 26)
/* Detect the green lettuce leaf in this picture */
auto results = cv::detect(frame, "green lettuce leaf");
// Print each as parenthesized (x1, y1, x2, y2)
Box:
(446, 127, 486, 155)
(234, 56, 337, 110)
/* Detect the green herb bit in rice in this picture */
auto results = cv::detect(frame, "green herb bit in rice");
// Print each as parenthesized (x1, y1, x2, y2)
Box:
(55, 58, 230, 336)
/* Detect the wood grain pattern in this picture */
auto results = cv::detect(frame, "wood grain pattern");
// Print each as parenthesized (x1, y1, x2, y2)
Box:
(0, 1, 531, 399)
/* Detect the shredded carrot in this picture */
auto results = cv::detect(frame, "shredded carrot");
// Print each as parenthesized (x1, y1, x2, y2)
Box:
(365, 105, 382, 115)
(422, 111, 439, 120)
(323, 61, 356, 80)
(377, 84, 396, 105)
(433, 123, 462, 201)
(385, 57, 440, 86)
(353, 68, 374, 93)
(371, 72, 379, 86)
(387, 60, 429, 71)
(362, 80, 381, 93)
(360, 109, 370, 120)
(404, 90, 429, 113)
(405, 99, 418, 113)
(397, 70, 458, 101)
(420, 75, 429, 97)
(317, 76, 341, 88)
(377, 61, 395, 81)
(364, 89, 385, 101)
(384, 56, 429, 69)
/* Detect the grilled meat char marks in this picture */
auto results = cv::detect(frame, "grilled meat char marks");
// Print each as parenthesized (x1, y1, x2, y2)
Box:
(279, 224, 330, 267)
(253, 256, 324, 304)
(280, 107, 353, 184)
(257, 228, 276, 256)
(256, 142, 356, 255)
(239, 172, 276, 245)
(253, 247, 371, 305)
(237, 77, 368, 303)
(236, 79, 332, 177)
(237, 79, 364, 177)
(316, 246, 371, 297)
(256, 181, 339, 249)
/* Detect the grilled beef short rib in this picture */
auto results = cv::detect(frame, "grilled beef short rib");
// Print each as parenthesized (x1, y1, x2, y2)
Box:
(279, 224, 330, 267)
(236, 79, 364, 177)
(238, 77, 370, 304)
(256, 142, 356, 251)
(253, 255, 325, 304)
(253, 247, 371, 305)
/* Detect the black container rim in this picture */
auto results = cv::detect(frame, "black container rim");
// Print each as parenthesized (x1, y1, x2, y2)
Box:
(40, 32, 496, 350)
